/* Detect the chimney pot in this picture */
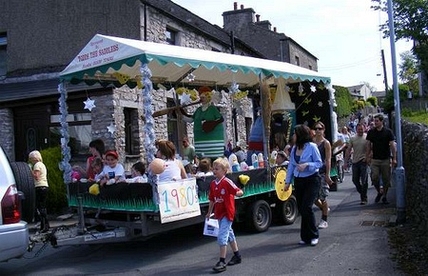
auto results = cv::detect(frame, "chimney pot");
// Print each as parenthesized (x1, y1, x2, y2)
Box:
(274, 27, 277, 32)
(256, 14, 260, 22)
(234, 2, 237, 10)
(240, 4, 244, 9)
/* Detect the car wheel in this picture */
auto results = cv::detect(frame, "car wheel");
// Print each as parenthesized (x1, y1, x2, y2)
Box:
(245, 200, 271, 232)
(10, 162, 35, 223)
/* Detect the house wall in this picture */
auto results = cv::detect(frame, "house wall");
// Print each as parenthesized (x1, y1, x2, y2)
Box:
(141, 4, 249, 154)
(0, 108, 14, 160)
(1, 0, 295, 167)
(1, 0, 141, 76)
(288, 41, 318, 70)
(222, 6, 318, 70)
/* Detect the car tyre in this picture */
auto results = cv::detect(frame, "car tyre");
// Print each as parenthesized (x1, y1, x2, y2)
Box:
(10, 162, 35, 223)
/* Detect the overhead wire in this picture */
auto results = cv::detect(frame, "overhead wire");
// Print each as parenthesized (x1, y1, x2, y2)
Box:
(319, 55, 381, 71)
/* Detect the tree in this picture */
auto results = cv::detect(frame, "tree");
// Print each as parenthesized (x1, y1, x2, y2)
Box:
(362, 81, 376, 93)
(371, 0, 428, 95)
(366, 96, 378, 107)
(399, 51, 417, 82)
(333, 85, 353, 118)
(399, 51, 419, 95)
(381, 84, 409, 113)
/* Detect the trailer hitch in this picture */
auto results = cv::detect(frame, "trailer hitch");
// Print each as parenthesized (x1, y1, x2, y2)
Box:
(27, 228, 59, 255)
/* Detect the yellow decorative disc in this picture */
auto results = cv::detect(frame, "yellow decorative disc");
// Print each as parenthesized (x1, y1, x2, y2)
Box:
(275, 169, 291, 201)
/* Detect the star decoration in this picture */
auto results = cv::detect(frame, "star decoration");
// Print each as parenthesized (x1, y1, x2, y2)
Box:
(229, 81, 239, 94)
(310, 85, 316, 93)
(107, 123, 116, 134)
(83, 97, 96, 111)
(298, 83, 304, 93)
(186, 73, 195, 82)
(318, 101, 323, 107)
(180, 93, 192, 105)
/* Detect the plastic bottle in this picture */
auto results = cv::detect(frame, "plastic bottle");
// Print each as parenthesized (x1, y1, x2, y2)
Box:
(232, 160, 240, 172)
(228, 153, 237, 168)
(270, 150, 278, 166)
(258, 152, 265, 168)
(251, 153, 259, 169)
(240, 161, 249, 171)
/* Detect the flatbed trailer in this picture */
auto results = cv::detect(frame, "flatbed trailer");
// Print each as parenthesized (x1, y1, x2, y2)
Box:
(29, 167, 296, 248)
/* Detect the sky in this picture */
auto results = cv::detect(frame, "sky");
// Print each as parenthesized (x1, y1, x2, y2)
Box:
(173, 0, 413, 91)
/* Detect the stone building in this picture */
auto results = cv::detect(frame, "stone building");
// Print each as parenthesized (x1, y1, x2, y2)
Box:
(223, 2, 318, 70)
(0, 0, 319, 170)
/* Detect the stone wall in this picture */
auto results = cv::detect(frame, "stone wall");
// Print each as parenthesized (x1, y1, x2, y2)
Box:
(0, 108, 15, 160)
(401, 121, 428, 231)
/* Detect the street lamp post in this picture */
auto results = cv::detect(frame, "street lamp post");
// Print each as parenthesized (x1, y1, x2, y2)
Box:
(387, 0, 406, 224)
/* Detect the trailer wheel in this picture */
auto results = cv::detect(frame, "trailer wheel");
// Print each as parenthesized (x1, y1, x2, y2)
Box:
(274, 195, 298, 225)
(10, 162, 35, 223)
(245, 200, 271, 232)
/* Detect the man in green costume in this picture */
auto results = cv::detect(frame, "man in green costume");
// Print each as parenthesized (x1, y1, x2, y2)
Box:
(182, 86, 225, 159)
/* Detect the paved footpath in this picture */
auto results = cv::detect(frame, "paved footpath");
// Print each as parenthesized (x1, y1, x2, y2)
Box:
(300, 171, 403, 275)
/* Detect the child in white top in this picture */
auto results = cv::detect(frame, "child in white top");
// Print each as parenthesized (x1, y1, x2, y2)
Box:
(99, 150, 125, 186)
(126, 161, 148, 183)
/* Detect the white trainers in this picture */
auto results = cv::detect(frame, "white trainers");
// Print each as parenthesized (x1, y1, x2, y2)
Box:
(311, 238, 319, 246)
(318, 219, 328, 229)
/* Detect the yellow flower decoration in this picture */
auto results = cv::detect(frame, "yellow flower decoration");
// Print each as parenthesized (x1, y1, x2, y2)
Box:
(176, 87, 188, 95)
(113, 72, 130, 85)
(188, 89, 199, 101)
(232, 90, 248, 100)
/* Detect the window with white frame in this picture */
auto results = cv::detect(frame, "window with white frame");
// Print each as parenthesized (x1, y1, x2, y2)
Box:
(49, 113, 92, 156)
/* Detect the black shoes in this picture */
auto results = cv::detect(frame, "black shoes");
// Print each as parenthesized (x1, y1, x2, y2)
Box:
(227, 255, 242, 266)
(213, 256, 242, 272)
(375, 193, 382, 203)
(213, 261, 227, 272)
(382, 197, 389, 204)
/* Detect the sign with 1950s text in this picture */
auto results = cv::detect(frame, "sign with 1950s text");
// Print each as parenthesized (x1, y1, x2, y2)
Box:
(158, 178, 201, 223)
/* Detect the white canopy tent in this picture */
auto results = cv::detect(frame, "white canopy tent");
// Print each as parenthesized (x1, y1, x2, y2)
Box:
(60, 34, 330, 88)
(58, 34, 331, 183)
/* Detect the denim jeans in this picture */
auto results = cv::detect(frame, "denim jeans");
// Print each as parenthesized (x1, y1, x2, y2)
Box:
(352, 161, 368, 201)
(217, 217, 236, 246)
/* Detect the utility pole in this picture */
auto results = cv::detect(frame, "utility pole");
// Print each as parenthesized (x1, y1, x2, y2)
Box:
(387, 0, 406, 224)
(381, 49, 389, 93)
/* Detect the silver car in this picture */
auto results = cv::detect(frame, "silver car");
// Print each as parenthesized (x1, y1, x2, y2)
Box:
(0, 146, 29, 262)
